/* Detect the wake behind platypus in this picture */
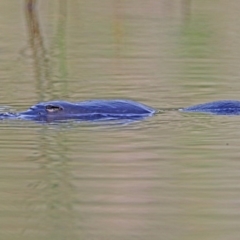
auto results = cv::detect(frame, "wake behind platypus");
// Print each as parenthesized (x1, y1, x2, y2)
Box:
(0, 99, 240, 123)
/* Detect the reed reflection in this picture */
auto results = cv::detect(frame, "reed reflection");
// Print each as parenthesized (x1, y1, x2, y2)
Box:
(25, 0, 49, 101)
(25, 0, 68, 101)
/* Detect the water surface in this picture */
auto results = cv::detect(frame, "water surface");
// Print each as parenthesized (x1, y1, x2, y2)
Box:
(0, 0, 240, 239)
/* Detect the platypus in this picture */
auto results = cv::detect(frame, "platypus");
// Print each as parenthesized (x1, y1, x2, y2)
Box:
(1, 99, 240, 122)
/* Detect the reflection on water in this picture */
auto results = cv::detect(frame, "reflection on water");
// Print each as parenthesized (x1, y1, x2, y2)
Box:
(25, 0, 68, 101)
(0, 0, 240, 239)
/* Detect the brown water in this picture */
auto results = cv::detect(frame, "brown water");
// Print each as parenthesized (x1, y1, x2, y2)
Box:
(1, 0, 240, 239)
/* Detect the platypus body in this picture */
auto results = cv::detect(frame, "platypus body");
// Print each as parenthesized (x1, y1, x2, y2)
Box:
(1, 100, 156, 122)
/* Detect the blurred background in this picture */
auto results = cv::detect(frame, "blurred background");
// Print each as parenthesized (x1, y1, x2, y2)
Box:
(0, 0, 240, 239)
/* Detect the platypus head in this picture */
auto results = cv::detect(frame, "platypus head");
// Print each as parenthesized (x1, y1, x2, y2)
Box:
(19, 101, 82, 122)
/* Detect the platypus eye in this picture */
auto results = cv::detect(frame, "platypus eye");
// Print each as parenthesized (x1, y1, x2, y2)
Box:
(45, 105, 63, 113)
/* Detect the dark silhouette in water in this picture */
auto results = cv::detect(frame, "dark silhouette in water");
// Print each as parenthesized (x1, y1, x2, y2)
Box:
(0, 100, 156, 122)
(1, 99, 240, 123)
(181, 100, 240, 115)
